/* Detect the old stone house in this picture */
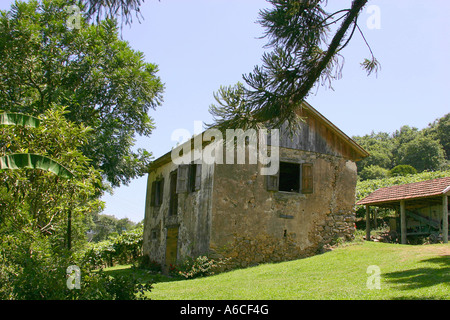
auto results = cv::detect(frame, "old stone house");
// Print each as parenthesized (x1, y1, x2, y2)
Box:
(142, 102, 369, 269)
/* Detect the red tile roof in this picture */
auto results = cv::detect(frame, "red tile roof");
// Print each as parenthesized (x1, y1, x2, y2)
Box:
(357, 177, 450, 206)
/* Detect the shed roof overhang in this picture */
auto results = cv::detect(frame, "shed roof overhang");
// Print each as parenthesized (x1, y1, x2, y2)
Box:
(356, 177, 450, 208)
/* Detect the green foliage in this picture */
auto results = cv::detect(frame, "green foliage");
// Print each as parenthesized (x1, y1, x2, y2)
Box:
(425, 113, 450, 159)
(0, 107, 103, 244)
(389, 164, 417, 177)
(0, 0, 164, 187)
(397, 135, 446, 172)
(353, 114, 449, 180)
(176, 256, 229, 279)
(138, 255, 162, 273)
(0, 112, 40, 127)
(0, 227, 152, 300)
(208, 0, 373, 131)
(0, 153, 74, 179)
(353, 132, 395, 173)
(359, 165, 389, 180)
(89, 213, 138, 242)
(82, 225, 144, 269)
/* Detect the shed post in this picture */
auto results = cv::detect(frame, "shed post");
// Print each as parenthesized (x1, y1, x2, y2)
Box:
(443, 195, 448, 244)
(365, 205, 371, 241)
(400, 200, 406, 244)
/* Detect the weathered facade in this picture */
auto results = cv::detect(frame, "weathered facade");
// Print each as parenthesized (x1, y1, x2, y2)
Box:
(142, 102, 369, 269)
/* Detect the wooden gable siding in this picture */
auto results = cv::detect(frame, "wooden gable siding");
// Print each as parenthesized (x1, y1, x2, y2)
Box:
(278, 107, 357, 160)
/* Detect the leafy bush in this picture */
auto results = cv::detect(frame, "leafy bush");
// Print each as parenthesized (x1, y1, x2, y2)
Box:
(0, 229, 152, 300)
(138, 255, 162, 272)
(176, 256, 229, 279)
(389, 164, 417, 177)
(359, 165, 389, 180)
(81, 226, 143, 268)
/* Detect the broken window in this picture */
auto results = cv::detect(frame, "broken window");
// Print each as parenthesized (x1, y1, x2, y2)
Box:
(266, 161, 314, 194)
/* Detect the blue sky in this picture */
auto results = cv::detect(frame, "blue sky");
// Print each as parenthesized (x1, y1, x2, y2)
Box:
(2, 1, 449, 222)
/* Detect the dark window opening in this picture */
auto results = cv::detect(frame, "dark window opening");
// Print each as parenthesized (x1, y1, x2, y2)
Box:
(169, 171, 178, 216)
(154, 180, 163, 206)
(279, 162, 300, 192)
(189, 164, 196, 192)
(151, 178, 164, 207)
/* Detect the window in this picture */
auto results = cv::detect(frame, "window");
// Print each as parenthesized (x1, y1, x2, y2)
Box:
(279, 162, 300, 192)
(150, 178, 164, 207)
(176, 163, 202, 194)
(266, 161, 313, 194)
(169, 170, 178, 216)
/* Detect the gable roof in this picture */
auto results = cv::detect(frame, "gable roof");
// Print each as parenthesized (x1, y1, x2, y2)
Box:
(356, 177, 450, 206)
(147, 101, 369, 172)
(298, 101, 369, 161)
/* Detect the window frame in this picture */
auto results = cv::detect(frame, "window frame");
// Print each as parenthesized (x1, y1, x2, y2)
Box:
(266, 160, 314, 194)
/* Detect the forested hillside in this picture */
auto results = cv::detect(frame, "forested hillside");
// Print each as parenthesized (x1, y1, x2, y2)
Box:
(352, 113, 449, 181)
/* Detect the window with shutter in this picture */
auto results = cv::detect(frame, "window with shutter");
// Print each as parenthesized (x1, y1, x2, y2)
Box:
(193, 164, 202, 191)
(301, 163, 313, 194)
(176, 164, 189, 194)
(279, 162, 300, 192)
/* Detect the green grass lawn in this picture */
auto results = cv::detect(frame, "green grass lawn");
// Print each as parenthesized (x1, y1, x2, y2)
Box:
(105, 242, 449, 300)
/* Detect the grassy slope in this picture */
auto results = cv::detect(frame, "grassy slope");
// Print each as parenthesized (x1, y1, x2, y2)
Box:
(146, 242, 449, 300)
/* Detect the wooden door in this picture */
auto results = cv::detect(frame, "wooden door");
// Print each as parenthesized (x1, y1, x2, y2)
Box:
(165, 227, 178, 267)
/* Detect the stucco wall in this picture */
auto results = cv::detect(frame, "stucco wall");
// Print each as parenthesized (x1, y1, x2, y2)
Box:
(142, 160, 215, 266)
(209, 147, 357, 267)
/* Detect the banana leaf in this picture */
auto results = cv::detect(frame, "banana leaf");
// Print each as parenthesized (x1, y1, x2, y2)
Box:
(0, 112, 40, 127)
(0, 153, 74, 179)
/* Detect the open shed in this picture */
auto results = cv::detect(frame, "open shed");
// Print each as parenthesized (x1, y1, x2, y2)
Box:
(357, 177, 450, 244)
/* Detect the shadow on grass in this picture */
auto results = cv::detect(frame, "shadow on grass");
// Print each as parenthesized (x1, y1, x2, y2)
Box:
(102, 266, 185, 284)
(384, 255, 450, 292)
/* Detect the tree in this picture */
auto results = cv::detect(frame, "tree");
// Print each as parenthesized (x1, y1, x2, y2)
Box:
(0, 0, 164, 187)
(81, 0, 147, 26)
(209, 0, 378, 131)
(397, 135, 446, 172)
(425, 113, 450, 160)
(359, 165, 389, 181)
(352, 131, 394, 174)
(389, 164, 417, 177)
(0, 112, 74, 179)
(0, 107, 103, 244)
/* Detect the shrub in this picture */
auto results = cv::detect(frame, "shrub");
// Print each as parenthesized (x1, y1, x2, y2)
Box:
(81, 226, 143, 268)
(359, 165, 390, 180)
(176, 256, 229, 279)
(138, 255, 162, 272)
(389, 165, 417, 177)
(0, 230, 152, 300)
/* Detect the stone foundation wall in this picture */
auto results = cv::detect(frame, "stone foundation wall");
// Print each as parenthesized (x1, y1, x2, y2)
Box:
(211, 232, 315, 270)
